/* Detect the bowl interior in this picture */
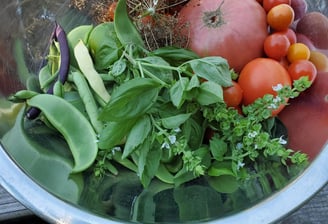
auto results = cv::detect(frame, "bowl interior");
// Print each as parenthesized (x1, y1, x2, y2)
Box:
(0, 0, 328, 223)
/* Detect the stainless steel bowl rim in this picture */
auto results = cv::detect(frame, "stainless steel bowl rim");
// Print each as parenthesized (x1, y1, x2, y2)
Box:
(0, 142, 327, 224)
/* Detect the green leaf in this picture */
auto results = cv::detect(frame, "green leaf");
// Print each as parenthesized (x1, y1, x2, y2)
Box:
(111, 59, 127, 77)
(187, 57, 232, 87)
(208, 161, 235, 177)
(88, 22, 122, 71)
(138, 56, 174, 83)
(169, 77, 189, 108)
(98, 119, 137, 149)
(123, 115, 152, 158)
(138, 141, 162, 187)
(150, 46, 199, 66)
(196, 81, 223, 105)
(207, 175, 239, 193)
(209, 137, 228, 161)
(98, 78, 161, 121)
(161, 113, 192, 129)
(114, 0, 145, 47)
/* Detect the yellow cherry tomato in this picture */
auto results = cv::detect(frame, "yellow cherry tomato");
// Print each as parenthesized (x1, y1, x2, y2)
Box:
(287, 43, 311, 63)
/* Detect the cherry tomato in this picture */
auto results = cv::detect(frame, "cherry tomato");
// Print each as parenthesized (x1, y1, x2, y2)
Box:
(267, 4, 295, 31)
(264, 33, 291, 60)
(223, 81, 243, 107)
(238, 58, 292, 116)
(275, 28, 297, 45)
(288, 59, 317, 83)
(309, 51, 328, 72)
(107, 2, 117, 21)
(287, 43, 311, 63)
(263, 0, 291, 12)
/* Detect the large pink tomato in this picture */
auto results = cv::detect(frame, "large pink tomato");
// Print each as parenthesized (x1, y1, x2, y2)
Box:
(177, 0, 268, 72)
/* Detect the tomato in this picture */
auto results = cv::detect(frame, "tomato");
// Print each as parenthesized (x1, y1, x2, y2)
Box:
(275, 28, 297, 45)
(223, 81, 243, 107)
(288, 59, 317, 83)
(264, 33, 291, 60)
(267, 4, 295, 31)
(287, 43, 311, 63)
(107, 2, 117, 21)
(263, 0, 291, 12)
(279, 72, 328, 159)
(238, 58, 292, 115)
(177, 0, 268, 72)
(309, 51, 328, 72)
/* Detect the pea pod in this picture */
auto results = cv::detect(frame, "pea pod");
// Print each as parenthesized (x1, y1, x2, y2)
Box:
(27, 94, 98, 173)
(74, 40, 111, 103)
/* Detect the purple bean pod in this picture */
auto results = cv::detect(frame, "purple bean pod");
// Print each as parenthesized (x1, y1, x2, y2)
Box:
(26, 22, 70, 119)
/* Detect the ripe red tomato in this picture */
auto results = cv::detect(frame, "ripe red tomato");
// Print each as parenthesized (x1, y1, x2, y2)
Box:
(223, 81, 243, 107)
(267, 4, 295, 31)
(177, 0, 268, 72)
(264, 33, 291, 60)
(275, 28, 297, 45)
(288, 59, 317, 83)
(238, 58, 292, 115)
(263, 0, 291, 12)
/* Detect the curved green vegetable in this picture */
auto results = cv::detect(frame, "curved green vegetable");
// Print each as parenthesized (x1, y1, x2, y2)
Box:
(27, 94, 98, 173)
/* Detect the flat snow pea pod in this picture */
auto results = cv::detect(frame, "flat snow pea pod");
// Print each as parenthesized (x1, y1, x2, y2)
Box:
(27, 94, 98, 173)
(74, 40, 111, 103)
(114, 0, 145, 48)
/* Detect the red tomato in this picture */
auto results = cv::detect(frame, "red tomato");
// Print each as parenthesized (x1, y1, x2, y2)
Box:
(288, 59, 317, 83)
(177, 0, 268, 72)
(238, 58, 292, 115)
(279, 72, 328, 159)
(275, 28, 297, 45)
(264, 33, 291, 60)
(263, 0, 291, 12)
(223, 81, 243, 107)
(267, 4, 295, 31)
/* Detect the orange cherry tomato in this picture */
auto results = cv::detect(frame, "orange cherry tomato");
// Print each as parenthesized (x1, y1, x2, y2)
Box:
(238, 58, 292, 116)
(263, 0, 291, 12)
(267, 4, 295, 31)
(264, 33, 291, 60)
(287, 43, 311, 63)
(223, 81, 243, 107)
(288, 59, 317, 83)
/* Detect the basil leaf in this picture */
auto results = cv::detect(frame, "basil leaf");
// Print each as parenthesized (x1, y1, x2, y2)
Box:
(150, 46, 199, 66)
(98, 119, 137, 149)
(196, 81, 224, 105)
(123, 115, 152, 158)
(161, 113, 192, 129)
(98, 78, 161, 121)
(138, 140, 162, 188)
(209, 137, 228, 161)
(169, 77, 189, 108)
(88, 22, 122, 71)
(187, 57, 232, 87)
(137, 56, 174, 83)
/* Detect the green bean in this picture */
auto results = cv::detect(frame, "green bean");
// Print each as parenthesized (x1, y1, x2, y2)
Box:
(27, 94, 98, 173)
(74, 40, 111, 103)
(72, 71, 103, 133)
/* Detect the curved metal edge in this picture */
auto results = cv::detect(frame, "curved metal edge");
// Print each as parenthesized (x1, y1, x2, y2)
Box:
(208, 143, 328, 224)
(0, 143, 118, 224)
(0, 141, 328, 224)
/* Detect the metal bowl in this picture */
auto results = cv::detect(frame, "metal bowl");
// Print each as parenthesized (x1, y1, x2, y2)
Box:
(0, 0, 328, 223)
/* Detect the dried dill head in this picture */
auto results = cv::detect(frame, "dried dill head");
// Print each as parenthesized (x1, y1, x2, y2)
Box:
(69, 0, 189, 50)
